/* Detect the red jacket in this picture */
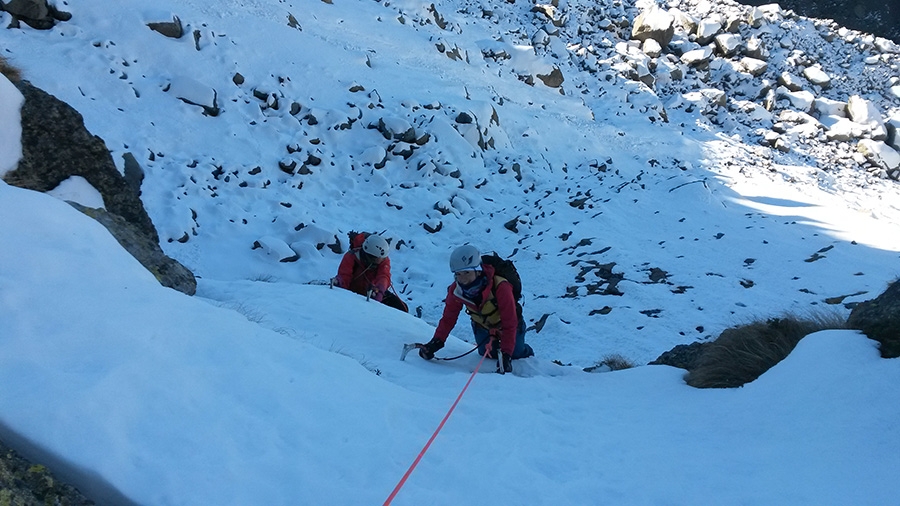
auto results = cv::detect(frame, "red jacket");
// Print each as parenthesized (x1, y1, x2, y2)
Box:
(432, 264, 518, 356)
(335, 251, 391, 299)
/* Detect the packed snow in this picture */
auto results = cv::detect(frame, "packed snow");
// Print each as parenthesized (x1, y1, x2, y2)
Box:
(2, 0, 900, 504)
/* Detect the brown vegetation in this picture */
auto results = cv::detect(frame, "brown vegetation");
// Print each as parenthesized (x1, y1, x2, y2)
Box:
(686, 313, 846, 388)
(585, 353, 636, 372)
(0, 55, 22, 82)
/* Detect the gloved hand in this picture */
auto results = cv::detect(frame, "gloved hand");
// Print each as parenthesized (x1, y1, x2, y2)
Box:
(419, 338, 444, 360)
(497, 352, 513, 374)
(368, 287, 384, 302)
(330, 277, 342, 289)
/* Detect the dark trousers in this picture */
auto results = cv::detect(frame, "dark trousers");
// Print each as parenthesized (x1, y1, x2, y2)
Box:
(381, 290, 408, 312)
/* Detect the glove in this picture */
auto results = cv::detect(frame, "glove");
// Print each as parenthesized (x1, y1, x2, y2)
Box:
(419, 338, 444, 360)
(497, 352, 513, 374)
(330, 277, 342, 289)
(368, 287, 384, 302)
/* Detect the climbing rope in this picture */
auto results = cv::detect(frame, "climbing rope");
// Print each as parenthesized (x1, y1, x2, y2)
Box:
(383, 348, 491, 505)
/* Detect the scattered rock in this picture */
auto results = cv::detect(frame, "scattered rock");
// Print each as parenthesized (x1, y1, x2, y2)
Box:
(1, 0, 70, 30)
(147, 15, 183, 39)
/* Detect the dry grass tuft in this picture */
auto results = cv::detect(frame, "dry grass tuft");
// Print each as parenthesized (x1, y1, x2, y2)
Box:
(686, 312, 846, 388)
(584, 353, 636, 372)
(0, 55, 22, 83)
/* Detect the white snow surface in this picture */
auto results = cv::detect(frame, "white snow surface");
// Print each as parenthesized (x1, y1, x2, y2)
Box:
(0, 73, 23, 176)
(1, 0, 900, 504)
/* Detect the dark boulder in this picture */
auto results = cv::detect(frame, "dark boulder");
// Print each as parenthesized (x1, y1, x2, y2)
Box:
(69, 203, 197, 295)
(1, 0, 71, 30)
(847, 280, 900, 358)
(5, 81, 158, 242)
(649, 341, 711, 370)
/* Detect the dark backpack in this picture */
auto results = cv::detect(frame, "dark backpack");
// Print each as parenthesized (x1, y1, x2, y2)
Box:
(348, 231, 370, 252)
(481, 253, 522, 302)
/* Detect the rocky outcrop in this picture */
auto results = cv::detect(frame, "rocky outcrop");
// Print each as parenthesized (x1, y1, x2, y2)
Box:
(648, 341, 711, 370)
(847, 279, 900, 358)
(2, 80, 196, 295)
(70, 203, 198, 295)
(0, 437, 93, 506)
(5, 82, 157, 241)
(655, 280, 900, 384)
(0, 0, 71, 30)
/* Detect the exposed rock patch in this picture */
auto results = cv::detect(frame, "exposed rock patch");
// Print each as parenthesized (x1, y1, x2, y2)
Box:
(0, 437, 94, 506)
(2, 80, 196, 295)
(848, 279, 900, 357)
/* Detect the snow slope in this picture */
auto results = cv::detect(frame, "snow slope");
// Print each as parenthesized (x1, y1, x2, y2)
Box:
(2, 0, 900, 503)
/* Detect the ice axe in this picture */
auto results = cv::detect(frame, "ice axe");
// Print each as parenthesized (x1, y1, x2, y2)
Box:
(400, 343, 479, 361)
(400, 343, 421, 361)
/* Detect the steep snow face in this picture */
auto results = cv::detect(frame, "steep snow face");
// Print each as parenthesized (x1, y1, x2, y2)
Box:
(1, 2, 900, 505)
(1, 0, 899, 368)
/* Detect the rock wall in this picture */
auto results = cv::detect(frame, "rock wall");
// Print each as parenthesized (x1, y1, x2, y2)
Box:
(2, 80, 196, 295)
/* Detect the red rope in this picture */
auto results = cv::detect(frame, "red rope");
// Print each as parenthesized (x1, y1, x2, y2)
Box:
(383, 349, 490, 505)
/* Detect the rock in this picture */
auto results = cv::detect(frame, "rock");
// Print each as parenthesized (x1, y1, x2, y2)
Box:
(537, 66, 564, 88)
(1, 0, 68, 29)
(1, 81, 197, 295)
(4, 81, 158, 242)
(744, 36, 769, 59)
(167, 76, 219, 116)
(739, 57, 768, 76)
(887, 116, 900, 151)
(714, 33, 741, 56)
(857, 139, 900, 171)
(825, 117, 867, 141)
(147, 15, 183, 39)
(847, 280, 900, 358)
(777, 72, 805, 92)
(802, 65, 831, 88)
(776, 86, 815, 112)
(631, 7, 675, 47)
(695, 15, 723, 45)
(254, 236, 300, 262)
(0, 437, 94, 506)
(813, 97, 847, 118)
(649, 341, 710, 370)
(847, 95, 887, 139)
(70, 203, 197, 295)
(680, 45, 714, 67)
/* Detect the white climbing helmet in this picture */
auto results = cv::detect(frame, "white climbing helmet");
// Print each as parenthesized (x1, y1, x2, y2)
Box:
(449, 244, 481, 272)
(362, 234, 389, 259)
